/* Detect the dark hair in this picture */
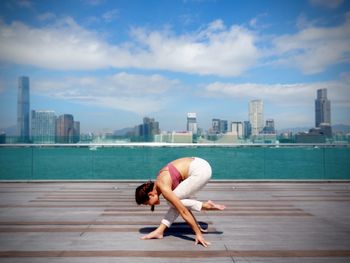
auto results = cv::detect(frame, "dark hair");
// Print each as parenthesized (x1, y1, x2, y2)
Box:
(135, 181, 154, 207)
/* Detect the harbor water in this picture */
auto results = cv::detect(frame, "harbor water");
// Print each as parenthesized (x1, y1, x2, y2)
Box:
(0, 144, 349, 180)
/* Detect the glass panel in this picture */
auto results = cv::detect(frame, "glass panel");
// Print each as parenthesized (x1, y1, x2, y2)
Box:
(0, 147, 32, 180)
(0, 145, 349, 180)
(33, 147, 92, 180)
(324, 147, 350, 179)
(264, 147, 324, 179)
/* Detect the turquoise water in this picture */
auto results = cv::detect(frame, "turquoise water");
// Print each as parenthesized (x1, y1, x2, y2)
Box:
(0, 145, 349, 180)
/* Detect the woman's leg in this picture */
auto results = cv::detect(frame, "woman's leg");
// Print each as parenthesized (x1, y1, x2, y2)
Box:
(161, 158, 212, 227)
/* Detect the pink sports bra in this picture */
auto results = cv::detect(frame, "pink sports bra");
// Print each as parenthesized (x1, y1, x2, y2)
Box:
(159, 162, 183, 190)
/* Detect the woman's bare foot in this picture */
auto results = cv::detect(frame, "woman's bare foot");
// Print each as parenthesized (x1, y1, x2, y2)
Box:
(202, 200, 226, 211)
(141, 230, 164, 240)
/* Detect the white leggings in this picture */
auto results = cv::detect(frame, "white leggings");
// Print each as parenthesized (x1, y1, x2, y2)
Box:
(161, 157, 212, 227)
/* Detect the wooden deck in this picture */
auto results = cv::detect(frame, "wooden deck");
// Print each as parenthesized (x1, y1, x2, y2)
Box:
(0, 181, 350, 263)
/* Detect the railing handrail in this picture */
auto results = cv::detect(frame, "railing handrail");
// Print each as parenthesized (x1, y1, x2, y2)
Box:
(0, 142, 349, 148)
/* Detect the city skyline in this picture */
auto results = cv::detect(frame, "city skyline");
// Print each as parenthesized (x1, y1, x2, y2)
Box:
(1, 0, 350, 133)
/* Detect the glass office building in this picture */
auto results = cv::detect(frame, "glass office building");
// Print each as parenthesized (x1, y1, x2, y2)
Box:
(17, 76, 30, 143)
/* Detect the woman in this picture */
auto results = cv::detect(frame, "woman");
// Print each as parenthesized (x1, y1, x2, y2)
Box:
(135, 157, 225, 247)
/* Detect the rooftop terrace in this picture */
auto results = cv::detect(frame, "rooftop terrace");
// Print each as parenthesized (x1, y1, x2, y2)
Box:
(0, 181, 350, 263)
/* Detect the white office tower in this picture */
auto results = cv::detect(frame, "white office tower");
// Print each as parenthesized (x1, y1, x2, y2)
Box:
(231, 122, 243, 138)
(187, 113, 198, 135)
(249, 99, 264, 136)
(31, 110, 56, 144)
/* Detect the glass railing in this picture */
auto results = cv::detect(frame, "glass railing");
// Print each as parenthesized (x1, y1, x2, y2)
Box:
(0, 143, 349, 180)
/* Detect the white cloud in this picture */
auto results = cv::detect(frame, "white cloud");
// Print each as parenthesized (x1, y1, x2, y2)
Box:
(203, 79, 350, 108)
(271, 12, 350, 74)
(0, 17, 258, 77)
(32, 72, 180, 114)
(130, 19, 259, 76)
(0, 18, 119, 70)
(1, 13, 349, 77)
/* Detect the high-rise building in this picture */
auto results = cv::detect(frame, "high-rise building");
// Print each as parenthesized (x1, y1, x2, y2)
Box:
(56, 114, 74, 143)
(315, 88, 331, 127)
(262, 119, 276, 134)
(73, 121, 80, 143)
(243, 121, 252, 138)
(186, 113, 198, 135)
(136, 117, 160, 142)
(219, 120, 228, 134)
(211, 118, 228, 134)
(315, 88, 332, 137)
(212, 119, 220, 134)
(249, 99, 264, 136)
(231, 122, 243, 138)
(17, 76, 30, 142)
(31, 110, 56, 144)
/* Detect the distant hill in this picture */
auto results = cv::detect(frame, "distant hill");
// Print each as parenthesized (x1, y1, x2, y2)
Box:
(0, 125, 17, 136)
(113, 127, 134, 136)
(332, 124, 350, 133)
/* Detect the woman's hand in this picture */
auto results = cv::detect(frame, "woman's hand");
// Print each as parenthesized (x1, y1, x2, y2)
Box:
(195, 234, 211, 247)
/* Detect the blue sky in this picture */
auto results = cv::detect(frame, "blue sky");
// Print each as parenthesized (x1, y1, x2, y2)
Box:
(0, 0, 349, 133)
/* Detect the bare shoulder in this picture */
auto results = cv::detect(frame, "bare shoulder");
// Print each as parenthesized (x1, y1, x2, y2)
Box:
(156, 170, 172, 190)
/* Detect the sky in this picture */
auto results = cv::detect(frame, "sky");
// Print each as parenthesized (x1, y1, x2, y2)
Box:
(0, 0, 349, 133)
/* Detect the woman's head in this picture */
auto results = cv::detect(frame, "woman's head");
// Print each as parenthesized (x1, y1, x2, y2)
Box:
(135, 181, 159, 211)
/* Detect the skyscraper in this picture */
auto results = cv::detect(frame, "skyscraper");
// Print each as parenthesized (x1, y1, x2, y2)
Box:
(315, 88, 332, 137)
(315, 88, 331, 127)
(262, 119, 276, 134)
(211, 118, 228, 134)
(231, 122, 243, 138)
(31, 110, 56, 144)
(17, 76, 30, 142)
(56, 114, 74, 143)
(243, 121, 252, 139)
(136, 117, 160, 142)
(249, 99, 264, 136)
(186, 113, 198, 135)
(73, 121, 80, 143)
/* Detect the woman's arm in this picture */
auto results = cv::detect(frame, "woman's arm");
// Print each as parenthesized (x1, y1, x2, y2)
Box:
(161, 187, 210, 247)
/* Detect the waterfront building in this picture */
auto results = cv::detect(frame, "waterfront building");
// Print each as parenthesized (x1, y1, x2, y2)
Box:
(135, 117, 160, 142)
(315, 89, 331, 127)
(211, 118, 228, 134)
(31, 110, 56, 144)
(186, 113, 198, 135)
(17, 76, 30, 143)
(220, 120, 228, 133)
(56, 114, 75, 143)
(243, 121, 252, 139)
(0, 132, 5, 144)
(295, 128, 326, 143)
(249, 99, 264, 136)
(315, 89, 332, 137)
(231, 122, 243, 138)
(73, 121, 80, 143)
(154, 131, 193, 143)
(171, 131, 193, 143)
(261, 119, 276, 134)
(212, 119, 220, 134)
